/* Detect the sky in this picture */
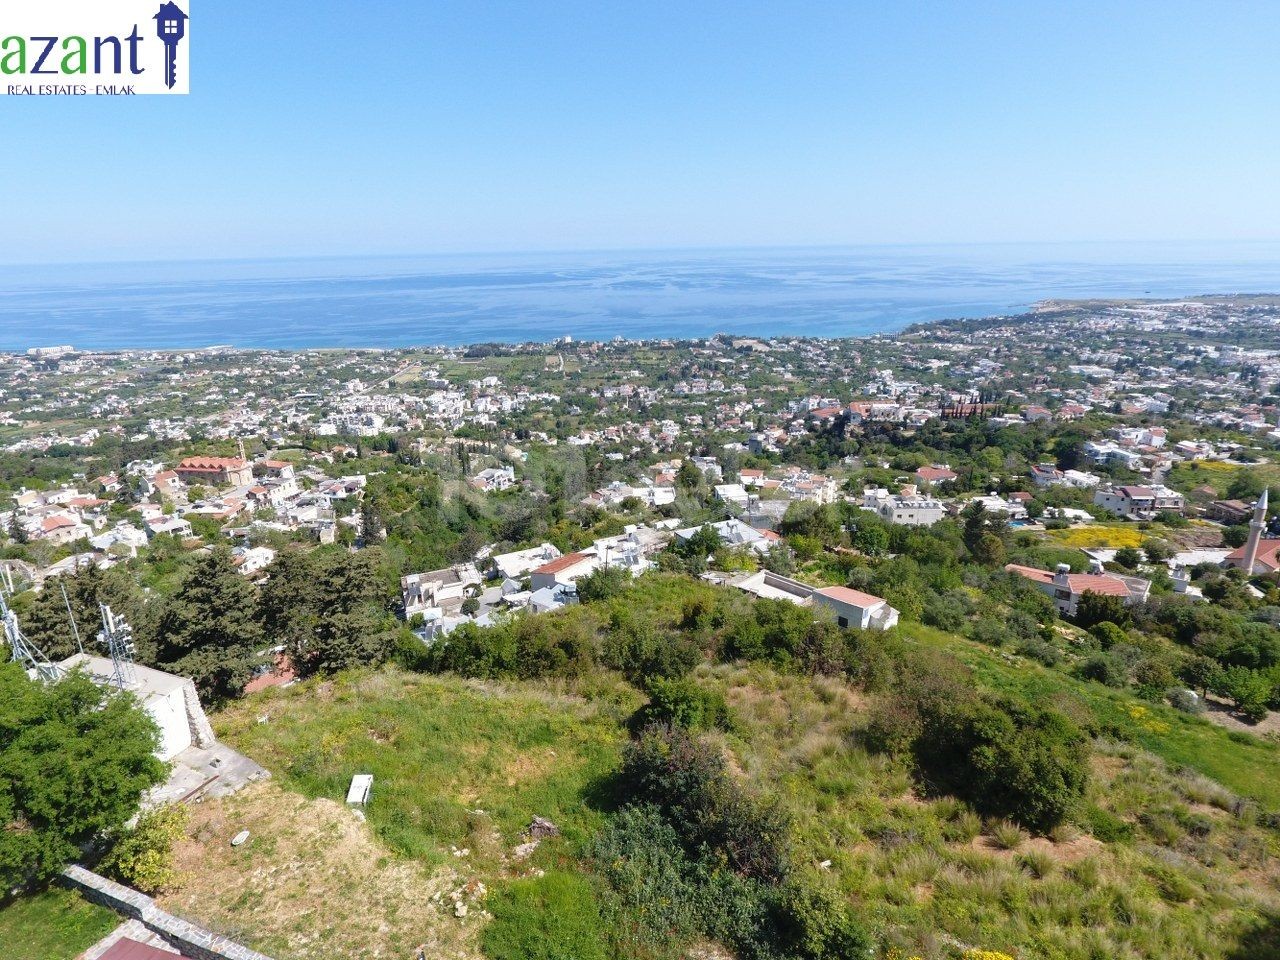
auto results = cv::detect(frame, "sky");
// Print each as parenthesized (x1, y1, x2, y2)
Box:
(3, 0, 1280, 264)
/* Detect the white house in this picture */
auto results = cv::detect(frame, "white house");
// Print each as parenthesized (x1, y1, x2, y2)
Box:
(1093, 484, 1185, 520)
(402, 564, 483, 620)
(529, 551, 598, 591)
(1005, 562, 1151, 617)
(862, 487, 946, 527)
(811, 585, 900, 631)
(729, 571, 899, 631)
(489, 543, 562, 581)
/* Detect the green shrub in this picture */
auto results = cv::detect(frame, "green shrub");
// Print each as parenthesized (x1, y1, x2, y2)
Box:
(600, 608, 700, 683)
(590, 805, 704, 951)
(482, 871, 609, 960)
(770, 875, 874, 960)
(639, 676, 734, 732)
(1085, 805, 1134, 843)
(989, 820, 1026, 850)
(619, 725, 791, 882)
(101, 804, 189, 894)
(915, 695, 1089, 831)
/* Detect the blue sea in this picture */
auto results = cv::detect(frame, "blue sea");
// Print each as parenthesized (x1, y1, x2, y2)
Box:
(2, 242, 1280, 351)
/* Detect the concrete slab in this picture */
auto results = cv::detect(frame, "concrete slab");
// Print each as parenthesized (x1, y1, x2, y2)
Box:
(146, 742, 270, 809)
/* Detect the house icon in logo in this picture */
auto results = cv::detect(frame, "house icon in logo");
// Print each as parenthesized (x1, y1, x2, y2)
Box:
(153, 2, 188, 90)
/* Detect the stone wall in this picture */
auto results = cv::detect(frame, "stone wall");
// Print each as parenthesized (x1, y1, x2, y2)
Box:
(62, 864, 275, 960)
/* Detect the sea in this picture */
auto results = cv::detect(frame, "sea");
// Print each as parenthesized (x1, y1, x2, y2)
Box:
(2, 241, 1279, 352)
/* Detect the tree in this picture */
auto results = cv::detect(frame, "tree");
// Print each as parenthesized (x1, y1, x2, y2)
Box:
(0, 663, 167, 888)
(971, 531, 1006, 567)
(676, 460, 704, 492)
(291, 550, 394, 676)
(1223, 526, 1250, 548)
(1215, 666, 1273, 722)
(20, 566, 146, 663)
(7, 510, 28, 544)
(850, 522, 889, 557)
(154, 546, 263, 702)
(1074, 591, 1130, 629)
(962, 502, 1007, 564)
(576, 565, 631, 604)
(1113, 546, 1143, 569)
(257, 548, 320, 653)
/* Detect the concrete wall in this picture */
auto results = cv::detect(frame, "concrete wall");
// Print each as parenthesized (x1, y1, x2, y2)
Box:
(62, 864, 275, 960)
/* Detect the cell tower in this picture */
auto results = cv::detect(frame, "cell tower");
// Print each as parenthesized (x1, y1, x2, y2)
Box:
(97, 603, 137, 690)
(0, 590, 62, 682)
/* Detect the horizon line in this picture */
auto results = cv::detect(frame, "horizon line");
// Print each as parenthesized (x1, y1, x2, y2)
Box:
(6, 237, 1280, 273)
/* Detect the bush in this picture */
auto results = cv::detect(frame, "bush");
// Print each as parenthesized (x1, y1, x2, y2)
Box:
(590, 805, 704, 950)
(914, 695, 1089, 831)
(1075, 591, 1130, 629)
(1167, 688, 1204, 714)
(483, 871, 608, 960)
(639, 676, 734, 732)
(601, 609, 700, 683)
(101, 804, 189, 894)
(1089, 620, 1130, 649)
(723, 599, 845, 675)
(576, 565, 632, 604)
(770, 875, 874, 960)
(989, 820, 1026, 850)
(619, 725, 791, 882)
(1080, 653, 1128, 688)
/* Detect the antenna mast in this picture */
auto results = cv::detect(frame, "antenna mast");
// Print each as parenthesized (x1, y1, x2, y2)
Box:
(61, 580, 84, 655)
(97, 603, 137, 690)
(0, 590, 62, 682)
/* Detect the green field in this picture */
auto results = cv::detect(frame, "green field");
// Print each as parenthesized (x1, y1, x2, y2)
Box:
(217, 669, 632, 865)
(0, 888, 118, 960)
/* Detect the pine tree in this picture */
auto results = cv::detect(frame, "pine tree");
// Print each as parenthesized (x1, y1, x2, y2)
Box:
(154, 546, 263, 702)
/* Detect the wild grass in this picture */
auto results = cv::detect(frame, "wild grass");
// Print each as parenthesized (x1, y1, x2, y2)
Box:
(1047, 524, 1147, 549)
(202, 646, 1280, 960)
(899, 622, 1280, 809)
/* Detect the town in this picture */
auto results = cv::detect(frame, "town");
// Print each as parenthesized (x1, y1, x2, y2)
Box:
(4, 295, 1280, 960)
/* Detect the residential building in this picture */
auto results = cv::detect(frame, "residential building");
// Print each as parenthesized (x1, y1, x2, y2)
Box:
(729, 571, 899, 630)
(1005, 562, 1151, 617)
(401, 564, 483, 620)
(175, 456, 253, 488)
(862, 486, 946, 527)
(812, 585, 900, 631)
(1093, 484, 1185, 520)
(529, 551, 598, 591)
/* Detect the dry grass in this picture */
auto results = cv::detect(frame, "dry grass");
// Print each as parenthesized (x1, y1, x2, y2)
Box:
(162, 781, 481, 960)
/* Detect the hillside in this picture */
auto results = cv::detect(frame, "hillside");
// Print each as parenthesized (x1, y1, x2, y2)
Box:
(151, 574, 1280, 960)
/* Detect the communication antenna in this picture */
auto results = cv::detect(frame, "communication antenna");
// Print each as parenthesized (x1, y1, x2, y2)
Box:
(97, 603, 137, 690)
(0, 591, 62, 682)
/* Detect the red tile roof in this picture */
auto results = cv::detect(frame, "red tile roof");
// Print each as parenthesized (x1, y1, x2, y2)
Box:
(177, 456, 248, 472)
(1004, 563, 1131, 597)
(916, 466, 957, 482)
(1227, 539, 1280, 571)
(815, 585, 886, 609)
(100, 937, 188, 960)
(532, 551, 593, 575)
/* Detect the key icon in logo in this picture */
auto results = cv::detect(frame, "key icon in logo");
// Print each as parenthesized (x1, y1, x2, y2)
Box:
(154, 2, 188, 90)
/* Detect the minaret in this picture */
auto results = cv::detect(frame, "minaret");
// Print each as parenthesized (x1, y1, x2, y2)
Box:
(1242, 488, 1268, 574)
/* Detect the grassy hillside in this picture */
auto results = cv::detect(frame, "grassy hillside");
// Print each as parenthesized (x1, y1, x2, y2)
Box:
(186, 621, 1280, 960)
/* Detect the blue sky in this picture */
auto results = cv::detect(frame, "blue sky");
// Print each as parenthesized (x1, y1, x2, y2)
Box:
(5, 0, 1280, 263)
